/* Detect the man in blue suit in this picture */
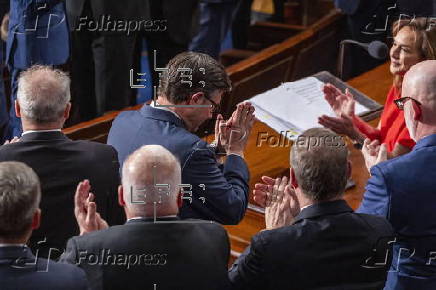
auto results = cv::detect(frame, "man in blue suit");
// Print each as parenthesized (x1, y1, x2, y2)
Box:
(6, 0, 69, 139)
(0, 161, 87, 290)
(108, 52, 254, 225)
(357, 60, 436, 289)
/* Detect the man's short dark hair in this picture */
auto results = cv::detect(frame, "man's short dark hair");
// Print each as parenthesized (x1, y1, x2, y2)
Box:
(291, 128, 348, 202)
(158, 52, 231, 104)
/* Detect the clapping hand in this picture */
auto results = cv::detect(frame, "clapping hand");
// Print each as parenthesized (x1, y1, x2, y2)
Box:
(219, 102, 255, 156)
(254, 176, 300, 229)
(74, 180, 108, 235)
(318, 84, 360, 138)
(362, 139, 387, 172)
(323, 83, 355, 117)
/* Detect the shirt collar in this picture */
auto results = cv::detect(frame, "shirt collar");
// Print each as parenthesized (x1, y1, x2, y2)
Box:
(22, 129, 62, 136)
(127, 215, 178, 222)
(150, 101, 182, 120)
(0, 243, 26, 247)
(293, 200, 353, 224)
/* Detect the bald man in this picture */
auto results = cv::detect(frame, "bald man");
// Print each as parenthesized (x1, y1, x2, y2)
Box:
(60, 145, 231, 290)
(357, 60, 436, 289)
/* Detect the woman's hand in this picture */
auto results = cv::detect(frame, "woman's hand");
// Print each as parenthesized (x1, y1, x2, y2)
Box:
(318, 113, 361, 140)
(323, 83, 355, 117)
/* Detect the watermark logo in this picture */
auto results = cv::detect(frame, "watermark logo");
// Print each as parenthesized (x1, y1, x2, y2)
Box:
(75, 16, 167, 35)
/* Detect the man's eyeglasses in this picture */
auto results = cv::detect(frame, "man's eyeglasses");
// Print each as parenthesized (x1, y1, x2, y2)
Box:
(394, 97, 422, 110)
(203, 94, 221, 113)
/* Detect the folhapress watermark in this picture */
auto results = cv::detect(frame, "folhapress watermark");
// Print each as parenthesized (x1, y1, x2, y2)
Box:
(75, 15, 167, 35)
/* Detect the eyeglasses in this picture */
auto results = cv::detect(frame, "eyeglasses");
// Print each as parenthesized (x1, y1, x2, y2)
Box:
(203, 94, 221, 113)
(394, 96, 422, 110)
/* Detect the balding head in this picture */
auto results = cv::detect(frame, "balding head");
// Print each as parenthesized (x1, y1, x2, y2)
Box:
(402, 60, 436, 141)
(120, 145, 181, 218)
(17, 65, 71, 127)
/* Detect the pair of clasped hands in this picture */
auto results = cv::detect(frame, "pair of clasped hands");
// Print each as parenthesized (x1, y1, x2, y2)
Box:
(318, 83, 387, 171)
(213, 102, 256, 157)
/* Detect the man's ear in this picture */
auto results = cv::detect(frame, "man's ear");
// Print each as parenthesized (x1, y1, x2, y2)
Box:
(347, 160, 352, 180)
(64, 102, 71, 120)
(412, 101, 422, 121)
(118, 185, 126, 207)
(290, 168, 298, 189)
(15, 100, 21, 118)
(189, 92, 204, 105)
(31, 208, 41, 230)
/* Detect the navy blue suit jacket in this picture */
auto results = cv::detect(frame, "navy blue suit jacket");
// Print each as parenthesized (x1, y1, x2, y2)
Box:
(0, 246, 87, 290)
(229, 200, 394, 290)
(107, 105, 249, 225)
(357, 134, 436, 289)
(7, 0, 70, 69)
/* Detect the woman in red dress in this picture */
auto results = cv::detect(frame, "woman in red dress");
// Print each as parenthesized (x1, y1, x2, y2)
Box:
(319, 18, 436, 158)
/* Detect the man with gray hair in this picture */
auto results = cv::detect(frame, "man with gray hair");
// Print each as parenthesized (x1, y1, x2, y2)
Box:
(60, 145, 231, 290)
(229, 128, 394, 289)
(0, 161, 88, 290)
(0, 65, 124, 259)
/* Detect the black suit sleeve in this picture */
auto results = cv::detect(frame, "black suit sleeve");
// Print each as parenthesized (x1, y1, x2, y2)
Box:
(105, 146, 125, 225)
(228, 232, 268, 290)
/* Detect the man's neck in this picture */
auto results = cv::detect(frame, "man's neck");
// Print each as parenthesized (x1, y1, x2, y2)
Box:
(155, 97, 195, 131)
(416, 128, 436, 143)
(22, 123, 63, 132)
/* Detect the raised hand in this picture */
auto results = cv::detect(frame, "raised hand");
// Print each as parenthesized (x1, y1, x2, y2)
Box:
(323, 83, 355, 117)
(74, 180, 108, 235)
(222, 102, 255, 156)
(264, 176, 299, 229)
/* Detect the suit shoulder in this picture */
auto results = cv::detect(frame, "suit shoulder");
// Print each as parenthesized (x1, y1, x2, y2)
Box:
(353, 212, 394, 235)
(38, 257, 87, 284)
(71, 139, 117, 154)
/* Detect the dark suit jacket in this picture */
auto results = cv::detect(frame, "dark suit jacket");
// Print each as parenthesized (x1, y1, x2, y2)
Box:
(107, 105, 249, 225)
(60, 217, 230, 290)
(357, 134, 436, 289)
(229, 200, 394, 290)
(0, 131, 125, 259)
(66, 0, 150, 31)
(7, 0, 70, 69)
(0, 246, 87, 290)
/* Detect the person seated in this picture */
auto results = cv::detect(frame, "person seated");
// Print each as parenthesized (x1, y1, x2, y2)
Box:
(0, 65, 124, 259)
(319, 18, 436, 158)
(229, 128, 394, 290)
(358, 60, 436, 289)
(60, 145, 231, 290)
(0, 161, 87, 290)
(108, 52, 255, 225)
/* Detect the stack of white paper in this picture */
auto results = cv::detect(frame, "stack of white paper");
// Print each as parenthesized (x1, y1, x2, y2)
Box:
(249, 77, 369, 140)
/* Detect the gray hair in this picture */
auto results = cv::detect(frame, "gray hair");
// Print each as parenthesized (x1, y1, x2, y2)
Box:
(17, 65, 71, 123)
(0, 162, 41, 239)
(291, 128, 348, 202)
(122, 145, 181, 217)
